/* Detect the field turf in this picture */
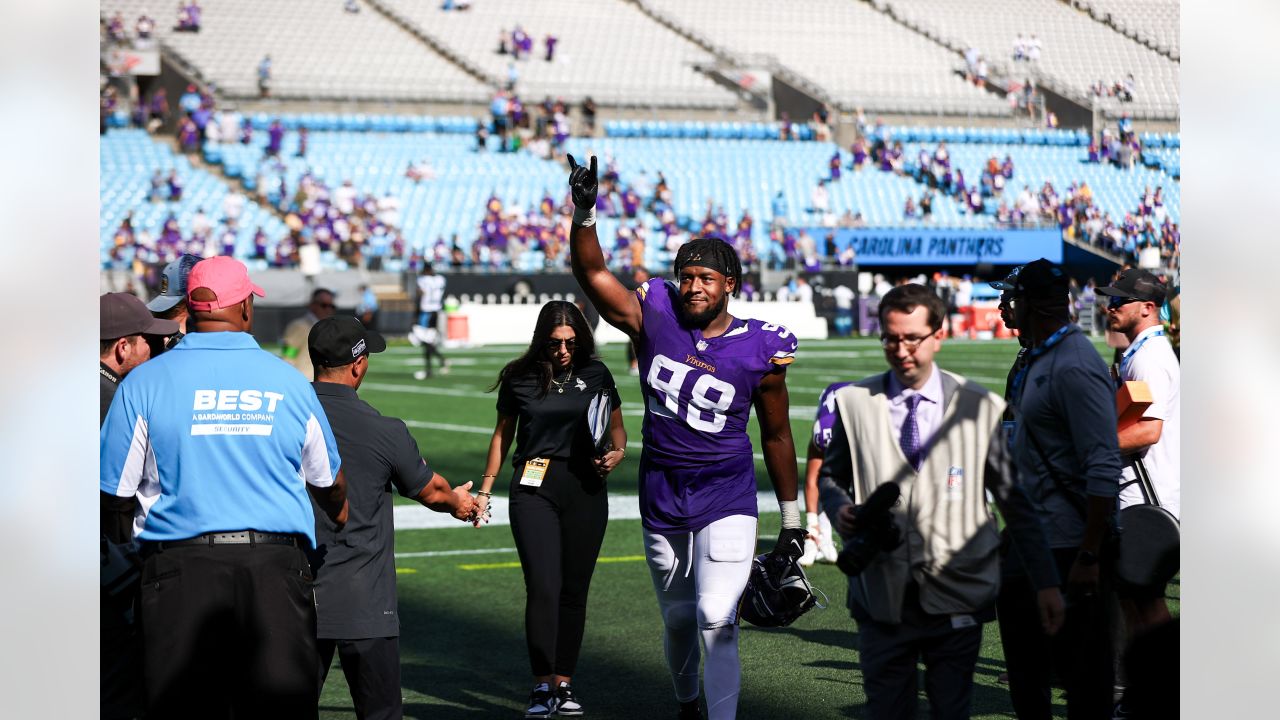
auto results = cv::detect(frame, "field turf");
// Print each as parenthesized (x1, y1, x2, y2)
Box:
(316, 336, 1177, 719)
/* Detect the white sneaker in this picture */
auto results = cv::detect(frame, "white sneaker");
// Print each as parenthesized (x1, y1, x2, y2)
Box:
(439, 364, 451, 375)
(413, 370, 427, 380)
(799, 537, 818, 567)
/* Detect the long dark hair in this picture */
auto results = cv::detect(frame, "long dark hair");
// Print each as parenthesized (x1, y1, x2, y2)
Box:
(489, 300, 597, 397)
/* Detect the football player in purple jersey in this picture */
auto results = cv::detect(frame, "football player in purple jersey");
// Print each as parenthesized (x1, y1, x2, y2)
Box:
(800, 382, 852, 566)
(567, 155, 803, 720)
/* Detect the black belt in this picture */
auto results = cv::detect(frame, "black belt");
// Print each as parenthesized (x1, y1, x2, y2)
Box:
(154, 531, 301, 550)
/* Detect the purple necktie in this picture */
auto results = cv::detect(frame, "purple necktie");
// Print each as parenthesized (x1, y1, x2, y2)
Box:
(900, 394, 923, 470)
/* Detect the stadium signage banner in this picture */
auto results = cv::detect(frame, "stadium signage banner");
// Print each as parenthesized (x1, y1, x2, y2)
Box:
(811, 227, 1063, 266)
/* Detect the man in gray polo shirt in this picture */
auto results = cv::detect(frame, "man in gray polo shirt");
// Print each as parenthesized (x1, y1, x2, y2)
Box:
(306, 316, 477, 719)
(996, 258, 1122, 720)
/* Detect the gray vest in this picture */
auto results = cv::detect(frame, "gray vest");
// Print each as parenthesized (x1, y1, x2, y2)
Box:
(832, 369, 1005, 624)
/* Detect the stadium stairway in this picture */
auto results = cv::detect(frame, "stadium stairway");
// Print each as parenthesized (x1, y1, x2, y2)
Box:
(362, 0, 503, 90)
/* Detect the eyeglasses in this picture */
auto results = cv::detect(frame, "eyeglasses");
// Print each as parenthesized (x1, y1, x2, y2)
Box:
(879, 333, 934, 351)
(1107, 296, 1141, 310)
(545, 338, 577, 351)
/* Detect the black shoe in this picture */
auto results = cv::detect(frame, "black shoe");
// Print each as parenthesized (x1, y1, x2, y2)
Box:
(678, 699, 702, 720)
(525, 683, 557, 718)
(556, 681, 584, 716)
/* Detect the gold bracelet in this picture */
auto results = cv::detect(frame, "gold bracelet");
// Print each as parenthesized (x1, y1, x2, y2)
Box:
(481, 473, 496, 478)
(477, 490, 493, 498)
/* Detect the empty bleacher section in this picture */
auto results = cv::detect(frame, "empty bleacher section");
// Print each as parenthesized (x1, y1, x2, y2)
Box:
(875, 0, 1178, 120)
(373, 0, 738, 109)
(100, 0, 489, 102)
(100, 129, 288, 266)
(641, 0, 1008, 116)
(1074, 0, 1179, 59)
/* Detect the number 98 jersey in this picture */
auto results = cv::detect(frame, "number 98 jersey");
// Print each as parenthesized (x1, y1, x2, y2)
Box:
(634, 278, 798, 532)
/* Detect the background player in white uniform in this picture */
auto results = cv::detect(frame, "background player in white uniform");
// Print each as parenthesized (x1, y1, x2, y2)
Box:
(567, 155, 804, 720)
(413, 262, 449, 379)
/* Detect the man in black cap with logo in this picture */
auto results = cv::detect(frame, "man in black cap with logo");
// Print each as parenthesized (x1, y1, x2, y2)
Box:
(307, 316, 479, 719)
(146, 254, 202, 351)
(99, 292, 179, 720)
(995, 258, 1122, 720)
(989, 265, 1027, 425)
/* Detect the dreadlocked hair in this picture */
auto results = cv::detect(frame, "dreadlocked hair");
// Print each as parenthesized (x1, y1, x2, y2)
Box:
(673, 237, 742, 297)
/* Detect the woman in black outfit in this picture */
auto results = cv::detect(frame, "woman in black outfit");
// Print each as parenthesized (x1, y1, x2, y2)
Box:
(477, 301, 626, 719)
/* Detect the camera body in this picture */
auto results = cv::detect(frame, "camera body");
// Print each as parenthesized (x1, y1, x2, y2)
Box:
(835, 482, 904, 577)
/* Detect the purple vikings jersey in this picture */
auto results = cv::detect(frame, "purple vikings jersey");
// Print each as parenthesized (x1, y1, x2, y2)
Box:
(635, 278, 798, 532)
(811, 382, 855, 452)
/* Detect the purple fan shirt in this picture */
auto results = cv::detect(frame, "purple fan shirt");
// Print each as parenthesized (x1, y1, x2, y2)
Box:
(634, 278, 798, 532)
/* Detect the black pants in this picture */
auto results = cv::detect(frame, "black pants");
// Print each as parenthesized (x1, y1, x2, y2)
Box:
(855, 584, 984, 720)
(101, 584, 144, 719)
(509, 457, 609, 677)
(997, 547, 1114, 720)
(318, 637, 401, 720)
(140, 541, 319, 720)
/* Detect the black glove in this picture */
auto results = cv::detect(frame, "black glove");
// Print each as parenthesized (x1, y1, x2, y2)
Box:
(770, 527, 807, 564)
(567, 153, 598, 210)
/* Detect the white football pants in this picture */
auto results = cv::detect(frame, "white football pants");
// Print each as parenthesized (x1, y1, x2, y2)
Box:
(644, 514, 757, 720)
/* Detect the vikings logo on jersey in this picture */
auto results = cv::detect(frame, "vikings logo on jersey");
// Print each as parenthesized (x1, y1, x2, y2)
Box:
(812, 381, 854, 452)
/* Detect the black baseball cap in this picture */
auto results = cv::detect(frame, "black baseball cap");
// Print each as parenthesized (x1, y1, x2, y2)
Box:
(101, 292, 180, 340)
(1096, 268, 1167, 303)
(308, 316, 386, 368)
(989, 264, 1024, 291)
(1011, 258, 1069, 303)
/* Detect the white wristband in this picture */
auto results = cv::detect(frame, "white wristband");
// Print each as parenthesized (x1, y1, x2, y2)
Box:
(806, 511, 820, 528)
(572, 205, 597, 227)
(779, 500, 802, 530)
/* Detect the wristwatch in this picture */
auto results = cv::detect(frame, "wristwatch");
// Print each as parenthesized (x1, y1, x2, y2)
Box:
(1077, 549, 1099, 567)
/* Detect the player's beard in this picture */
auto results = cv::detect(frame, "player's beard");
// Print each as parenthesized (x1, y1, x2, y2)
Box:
(678, 293, 727, 329)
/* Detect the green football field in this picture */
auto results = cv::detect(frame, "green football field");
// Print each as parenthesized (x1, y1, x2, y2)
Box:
(316, 336, 1178, 719)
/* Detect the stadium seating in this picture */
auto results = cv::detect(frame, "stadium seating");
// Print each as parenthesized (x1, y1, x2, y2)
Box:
(1076, 0, 1179, 58)
(100, 129, 289, 266)
(373, 0, 739, 109)
(195, 117, 1178, 270)
(640, 0, 1010, 116)
(100, 0, 489, 102)
(877, 0, 1179, 120)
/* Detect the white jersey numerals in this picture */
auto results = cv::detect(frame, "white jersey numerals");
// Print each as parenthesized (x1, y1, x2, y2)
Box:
(647, 354, 737, 434)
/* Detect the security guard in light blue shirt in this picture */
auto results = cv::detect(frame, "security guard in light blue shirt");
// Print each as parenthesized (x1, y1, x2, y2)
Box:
(100, 256, 350, 720)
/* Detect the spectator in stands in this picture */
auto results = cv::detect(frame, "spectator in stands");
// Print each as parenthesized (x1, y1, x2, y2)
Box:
(148, 88, 169, 129)
(581, 97, 597, 135)
(107, 12, 128, 43)
(829, 149, 842, 182)
(964, 45, 979, 81)
(498, 28, 511, 55)
(257, 55, 272, 98)
(902, 196, 917, 220)
(545, 33, 558, 62)
(166, 170, 183, 202)
(811, 181, 829, 218)
(177, 115, 200, 153)
(266, 118, 284, 157)
(976, 56, 988, 87)
(851, 137, 868, 170)
(1028, 34, 1042, 62)
(920, 190, 933, 219)
(511, 26, 528, 60)
(135, 12, 156, 40)
(1013, 33, 1026, 62)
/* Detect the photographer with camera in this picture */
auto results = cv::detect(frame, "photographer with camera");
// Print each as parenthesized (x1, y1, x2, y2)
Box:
(818, 284, 1063, 720)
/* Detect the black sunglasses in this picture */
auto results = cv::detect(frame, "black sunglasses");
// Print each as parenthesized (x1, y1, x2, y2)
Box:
(545, 338, 577, 351)
(1107, 296, 1142, 309)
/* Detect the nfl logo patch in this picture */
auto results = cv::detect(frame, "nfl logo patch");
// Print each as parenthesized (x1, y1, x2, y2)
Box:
(947, 466, 963, 490)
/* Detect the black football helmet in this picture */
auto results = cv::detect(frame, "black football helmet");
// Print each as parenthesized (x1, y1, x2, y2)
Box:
(738, 553, 821, 628)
